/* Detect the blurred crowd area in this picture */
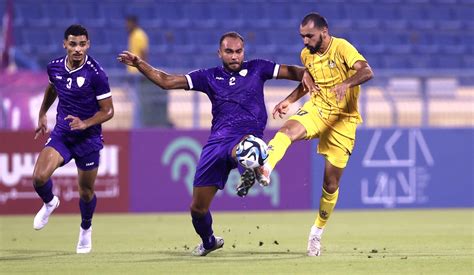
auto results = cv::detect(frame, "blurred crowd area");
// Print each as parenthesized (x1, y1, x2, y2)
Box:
(1, 0, 473, 129)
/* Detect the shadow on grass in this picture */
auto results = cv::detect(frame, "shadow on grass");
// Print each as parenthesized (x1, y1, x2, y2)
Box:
(101, 250, 307, 263)
(0, 249, 70, 261)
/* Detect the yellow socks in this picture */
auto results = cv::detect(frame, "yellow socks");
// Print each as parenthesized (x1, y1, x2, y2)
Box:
(314, 187, 339, 228)
(267, 132, 292, 169)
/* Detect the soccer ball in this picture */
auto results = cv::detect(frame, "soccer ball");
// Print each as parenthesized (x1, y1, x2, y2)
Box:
(236, 135, 269, 169)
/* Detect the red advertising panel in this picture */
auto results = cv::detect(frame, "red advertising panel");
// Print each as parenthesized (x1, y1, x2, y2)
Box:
(0, 131, 129, 214)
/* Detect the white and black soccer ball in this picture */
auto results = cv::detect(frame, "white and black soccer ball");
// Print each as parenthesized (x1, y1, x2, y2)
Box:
(236, 135, 269, 169)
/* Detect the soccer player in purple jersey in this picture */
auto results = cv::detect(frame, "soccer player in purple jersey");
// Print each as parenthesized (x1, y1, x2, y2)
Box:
(32, 25, 114, 254)
(118, 31, 311, 256)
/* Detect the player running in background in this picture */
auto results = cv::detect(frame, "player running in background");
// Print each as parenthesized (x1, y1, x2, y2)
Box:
(32, 25, 114, 254)
(118, 31, 311, 256)
(248, 13, 374, 256)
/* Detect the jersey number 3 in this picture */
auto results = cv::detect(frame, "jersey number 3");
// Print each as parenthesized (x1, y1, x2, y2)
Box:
(66, 78, 72, 89)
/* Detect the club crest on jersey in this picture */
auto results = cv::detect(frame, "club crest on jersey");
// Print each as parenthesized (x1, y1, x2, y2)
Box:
(76, 77, 85, 87)
(328, 60, 336, 69)
(239, 69, 248, 77)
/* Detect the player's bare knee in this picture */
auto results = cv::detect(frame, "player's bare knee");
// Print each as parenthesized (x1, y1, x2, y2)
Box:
(278, 123, 305, 141)
(32, 172, 49, 187)
(79, 188, 94, 202)
(189, 204, 208, 217)
(278, 127, 296, 142)
(323, 178, 339, 194)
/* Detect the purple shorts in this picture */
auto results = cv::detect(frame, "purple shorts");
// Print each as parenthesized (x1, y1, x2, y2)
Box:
(45, 131, 103, 171)
(193, 135, 245, 190)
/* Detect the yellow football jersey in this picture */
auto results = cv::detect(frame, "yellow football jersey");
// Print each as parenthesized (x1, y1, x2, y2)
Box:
(300, 37, 366, 124)
(128, 27, 149, 74)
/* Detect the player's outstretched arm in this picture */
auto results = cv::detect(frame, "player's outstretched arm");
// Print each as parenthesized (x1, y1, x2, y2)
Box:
(35, 84, 57, 139)
(276, 65, 306, 81)
(117, 51, 188, 90)
(272, 83, 310, 119)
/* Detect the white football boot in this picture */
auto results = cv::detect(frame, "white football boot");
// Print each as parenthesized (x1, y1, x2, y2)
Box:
(191, 236, 224, 256)
(76, 227, 92, 254)
(33, 196, 60, 230)
(307, 225, 323, 256)
(255, 163, 271, 186)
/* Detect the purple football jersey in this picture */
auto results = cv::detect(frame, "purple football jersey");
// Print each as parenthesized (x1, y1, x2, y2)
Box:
(186, 59, 279, 140)
(47, 55, 111, 137)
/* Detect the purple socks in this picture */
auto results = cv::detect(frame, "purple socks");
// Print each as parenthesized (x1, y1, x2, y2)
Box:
(80, 194, 97, 230)
(192, 211, 216, 249)
(34, 179, 54, 203)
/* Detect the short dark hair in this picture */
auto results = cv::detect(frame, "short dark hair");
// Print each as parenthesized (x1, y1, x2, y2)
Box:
(301, 13, 329, 29)
(126, 15, 138, 24)
(64, 24, 88, 40)
(219, 31, 244, 46)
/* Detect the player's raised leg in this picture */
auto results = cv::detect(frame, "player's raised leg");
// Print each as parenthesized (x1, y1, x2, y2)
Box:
(308, 159, 343, 256)
(76, 165, 98, 254)
(190, 186, 224, 256)
(256, 120, 307, 186)
(32, 147, 63, 230)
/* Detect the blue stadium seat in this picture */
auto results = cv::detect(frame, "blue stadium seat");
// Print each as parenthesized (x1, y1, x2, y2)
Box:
(182, 3, 217, 29)
(192, 29, 221, 54)
(87, 28, 112, 54)
(154, 53, 195, 69)
(194, 53, 220, 69)
(436, 19, 463, 31)
(266, 29, 301, 54)
(398, 5, 425, 20)
(432, 33, 466, 54)
(99, 2, 127, 28)
(435, 54, 462, 69)
(370, 5, 399, 20)
(14, 2, 50, 27)
(167, 31, 195, 54)
(378, 32, 413, 54)
(21, 28, 59, 55)
(406, 54, 432, 69)
(381, 54, 409, 69)
(90, 52, 121, 70)
(239, 4, 270, 29)
(148, 30, 169, 54)
(273, 54, 301, 66)
(43, 1, 76, 28)
(363, 54, 381, 69)
(348, 32, 374, 48)
(453, 4, 474, 19)
(460, 33, 474, 50)
(264, 3, 297, 28)
(70, 2, 106, 28)
(425, 5, 454, 20)
(462, 55, 474, 69)
(206, 3, 244, 29)
(0, 1, 5, 21)
(104, 28, 128, 53)
(126, 3, 162, 28)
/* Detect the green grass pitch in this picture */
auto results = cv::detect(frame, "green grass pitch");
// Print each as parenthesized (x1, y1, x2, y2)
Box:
(1, 209, 472, 274)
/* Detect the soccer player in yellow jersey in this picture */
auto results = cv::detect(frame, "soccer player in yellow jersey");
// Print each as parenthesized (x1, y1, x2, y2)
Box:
(126, 16, 149, 74)
(252, 12, 374, 256)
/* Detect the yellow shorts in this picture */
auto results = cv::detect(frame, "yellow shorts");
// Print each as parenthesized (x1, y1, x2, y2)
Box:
(288, 101, 358, 168)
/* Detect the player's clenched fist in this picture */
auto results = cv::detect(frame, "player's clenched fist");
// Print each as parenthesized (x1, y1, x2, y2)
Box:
(65, 115, 87, 131)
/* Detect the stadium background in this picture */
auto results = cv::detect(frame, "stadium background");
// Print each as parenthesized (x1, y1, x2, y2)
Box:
(0, 0, 472, 213)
